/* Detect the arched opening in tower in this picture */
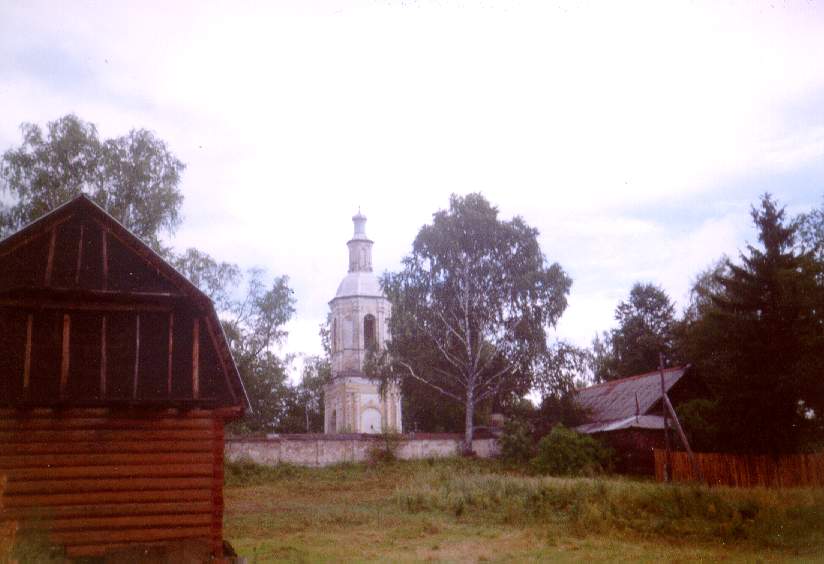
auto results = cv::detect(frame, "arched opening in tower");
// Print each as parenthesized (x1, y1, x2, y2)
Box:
(363, 314, 376, 351)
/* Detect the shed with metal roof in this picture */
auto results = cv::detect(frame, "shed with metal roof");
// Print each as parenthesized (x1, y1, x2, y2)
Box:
(573, 366, 706, 474)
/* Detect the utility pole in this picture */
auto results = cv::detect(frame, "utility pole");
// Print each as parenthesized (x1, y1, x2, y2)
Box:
(659, 353, 670, 483)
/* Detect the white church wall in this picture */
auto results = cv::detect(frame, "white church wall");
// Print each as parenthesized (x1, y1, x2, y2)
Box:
(226, 435, 501, 468)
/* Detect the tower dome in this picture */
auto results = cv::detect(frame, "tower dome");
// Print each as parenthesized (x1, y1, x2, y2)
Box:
(335, 211, 383, 298)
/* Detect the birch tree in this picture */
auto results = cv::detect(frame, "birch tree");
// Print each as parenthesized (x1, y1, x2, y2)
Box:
(369, 194, 571, 450)
(1, 114, 184, 250)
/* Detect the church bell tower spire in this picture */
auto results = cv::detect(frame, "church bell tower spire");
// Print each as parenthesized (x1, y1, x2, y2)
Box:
(325, 209, 402, 434)
(347, 211, 373, 273)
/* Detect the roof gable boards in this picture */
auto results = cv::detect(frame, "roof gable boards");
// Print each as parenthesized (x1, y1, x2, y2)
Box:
(0, 195, 248, 411)
(0, 195, 183, 296)
(575, 366, 689, 424)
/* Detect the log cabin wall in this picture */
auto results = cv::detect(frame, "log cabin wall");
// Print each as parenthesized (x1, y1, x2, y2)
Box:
(0, 408, 226, 558)
(0, 196, 247, 559)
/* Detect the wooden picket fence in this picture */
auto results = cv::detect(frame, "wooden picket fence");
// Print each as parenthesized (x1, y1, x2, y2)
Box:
(654, 449, 824, 488)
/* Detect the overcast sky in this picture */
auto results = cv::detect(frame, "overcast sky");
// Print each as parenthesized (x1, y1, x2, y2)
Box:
(2, 1, 824, 379)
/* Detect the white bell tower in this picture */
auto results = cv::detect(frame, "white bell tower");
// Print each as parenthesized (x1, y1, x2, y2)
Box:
(324, 211, 402, 434)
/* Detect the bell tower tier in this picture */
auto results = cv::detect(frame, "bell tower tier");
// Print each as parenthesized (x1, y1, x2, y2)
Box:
(347, 211, 373, 272)
(324, 211, 402, 434)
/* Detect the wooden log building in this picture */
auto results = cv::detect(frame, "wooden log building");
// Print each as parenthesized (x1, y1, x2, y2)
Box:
(0, 195, 249, 559)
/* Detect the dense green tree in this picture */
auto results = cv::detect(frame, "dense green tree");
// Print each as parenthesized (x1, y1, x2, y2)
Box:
(279, 355, 331, 433)
(681, 258, 730, 324)
(682, 194, 824, 453)
(797, 196, 824, 264)
(367, 193, 571, 450)
(222, 269, 296, 433)
(537, 340, 592, 394)
(591, 282, 677, 381)
(1, 114, 184, 249)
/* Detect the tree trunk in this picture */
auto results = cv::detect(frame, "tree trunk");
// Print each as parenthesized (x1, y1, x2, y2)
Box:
(463, 390, 475, 455)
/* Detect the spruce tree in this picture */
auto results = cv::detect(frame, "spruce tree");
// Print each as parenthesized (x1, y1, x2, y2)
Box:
(691, 194, 824, 453)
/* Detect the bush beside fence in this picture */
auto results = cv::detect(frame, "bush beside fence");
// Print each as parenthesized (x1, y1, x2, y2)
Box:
(655, 449, 824, 487)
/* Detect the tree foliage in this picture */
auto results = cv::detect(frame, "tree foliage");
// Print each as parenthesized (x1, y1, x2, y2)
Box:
(681, 258, 730, 324)
(279, 355, 331, 433)
(535, 340, 592, 394)
(591, 282, 677, 381)
(797, 196, 824, 265)
(530, 424, 613, 476)
(499, 419, 535, 466)
(0, 115, 308, 434)
(681, 194, 824, 453)
(173, 249, 298, 434)
(1, 114, 184, 249)
(368, 193, 571, 449)
(173, 247, 241, 312)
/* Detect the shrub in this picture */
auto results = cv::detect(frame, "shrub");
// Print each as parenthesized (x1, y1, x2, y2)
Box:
(499, 419, 534, 466)
(530, 424, 612, 476)
(367, 432, 403, 465)
(224, 459, 303, 486)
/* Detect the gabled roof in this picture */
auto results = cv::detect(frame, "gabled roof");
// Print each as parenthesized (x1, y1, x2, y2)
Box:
(0, 194, 250, 411)
(1, 194, 203, 300)
(574, 366, 689, 424)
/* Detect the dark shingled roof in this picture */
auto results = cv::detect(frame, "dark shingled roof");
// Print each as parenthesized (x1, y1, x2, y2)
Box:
(574, 366, 689, 424)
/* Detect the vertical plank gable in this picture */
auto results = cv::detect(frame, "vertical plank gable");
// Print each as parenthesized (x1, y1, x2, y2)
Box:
(67, 312, 103, 400)
(105, 235, 178, 295)
(105, 313, 137, 400)
(136, 312, 169, 400)
(51, 220, 82, 288)
(0, 232, 50, 292)
(199, 322, 231, 401)
(29, 310, 62, 399)
(171, 311, 194, 399)
(0, 308, 27, 403)
(79, 221, 104, 290)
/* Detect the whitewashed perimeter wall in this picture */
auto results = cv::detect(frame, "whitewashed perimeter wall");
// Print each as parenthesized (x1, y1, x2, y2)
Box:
(226, 434, 500, 467)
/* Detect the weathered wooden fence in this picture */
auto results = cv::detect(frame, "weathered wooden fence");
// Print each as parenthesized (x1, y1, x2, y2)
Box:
(654, 449, 824, 487)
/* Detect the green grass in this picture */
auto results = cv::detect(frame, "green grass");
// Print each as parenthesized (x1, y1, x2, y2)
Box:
(224, 458, 824, 562)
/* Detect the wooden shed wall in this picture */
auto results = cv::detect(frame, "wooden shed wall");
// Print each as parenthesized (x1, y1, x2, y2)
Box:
(0, 408, 226, 558)
(596, 428, 666, 475)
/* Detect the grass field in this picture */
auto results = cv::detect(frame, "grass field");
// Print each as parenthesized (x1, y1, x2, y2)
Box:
(224, 458, 824, 563)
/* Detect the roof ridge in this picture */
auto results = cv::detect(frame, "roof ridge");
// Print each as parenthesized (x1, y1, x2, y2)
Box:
(577, 365, 688, 391)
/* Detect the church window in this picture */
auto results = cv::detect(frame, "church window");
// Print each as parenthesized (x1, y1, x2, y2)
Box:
(363, 314, 376, 351)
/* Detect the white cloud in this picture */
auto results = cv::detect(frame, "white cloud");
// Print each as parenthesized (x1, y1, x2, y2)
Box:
(2, 0, 824, 378)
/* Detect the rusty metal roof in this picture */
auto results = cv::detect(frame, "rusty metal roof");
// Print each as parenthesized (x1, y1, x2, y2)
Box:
(575, 414, 666, 434)
(574, 366, 688, 424)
